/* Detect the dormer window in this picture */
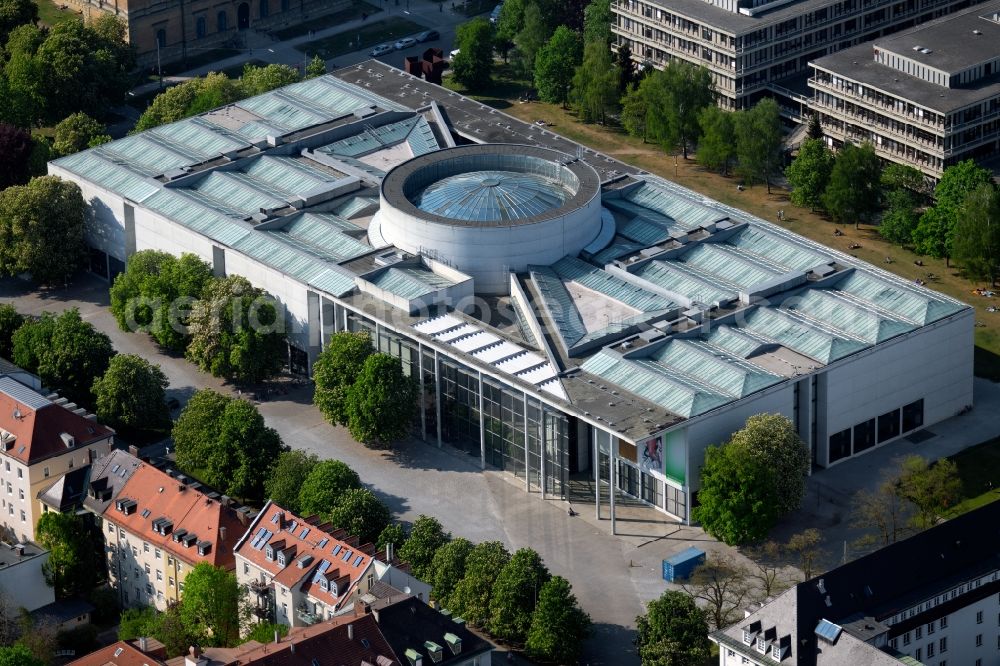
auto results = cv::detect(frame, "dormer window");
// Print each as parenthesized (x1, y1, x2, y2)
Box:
(320, 578, 329, 591)
(743, 630, 754, 645)
(277, 552, 286, 566)
(757, 636, 766, 653)
(266, 546, 274, 561)
(771, 645, 781, 660)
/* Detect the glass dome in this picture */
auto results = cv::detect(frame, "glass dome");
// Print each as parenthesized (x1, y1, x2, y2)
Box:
(413, 170, 568, 222)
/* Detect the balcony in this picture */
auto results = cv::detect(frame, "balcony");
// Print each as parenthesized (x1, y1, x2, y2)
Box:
(809, 77, 946, 132)
(296, 606, 320, 626)
(249, 579, 270, 596)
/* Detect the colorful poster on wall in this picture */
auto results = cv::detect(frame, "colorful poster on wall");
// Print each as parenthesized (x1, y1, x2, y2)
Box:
(639, 436, 663, 473)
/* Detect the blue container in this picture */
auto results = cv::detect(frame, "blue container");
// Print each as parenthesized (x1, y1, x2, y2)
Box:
(662, 547, 706, 582)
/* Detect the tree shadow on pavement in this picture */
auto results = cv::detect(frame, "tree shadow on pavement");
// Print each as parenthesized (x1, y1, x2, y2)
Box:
(583, 623, 639, 665)
(380, 437, 485, 475)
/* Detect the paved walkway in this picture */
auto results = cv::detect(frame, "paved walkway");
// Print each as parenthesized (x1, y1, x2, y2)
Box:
(5, 275, 1000, 664)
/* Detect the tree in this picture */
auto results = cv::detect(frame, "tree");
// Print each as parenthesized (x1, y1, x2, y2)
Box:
(179, 563, 247, 647)
(571, 40, 618, 124)
(534, 26, 582, 107)
(376, 523, 408, 554)
(92, 353, 171, 435)
(680, 554, 750, 631)
(0, 25, 47, 128)
(897, 455, 962, 529)
(0, 124, 32, 189)
(186, 275, 286, 383)
(635, 590, 711, 666)
(660, 61, 714, 159)
(745, 541, 789, 604)
(0, 304, 24, 360)
(0, 644, 43, 666)
(0, 176, 86, 284)
(806, 113, 823, 140)
(313, 331, 374, 426)
(36, 512, 98, 598)
(953, 183, 1000, 285)
(879, 189, 921, 246)
(345, 353, 418, 449)
(264, 450, 318, 513)
(785, 528, 822, 580)
(514, 1, 551, 76)
(582, 0, 611, 45)
(449, 541, 511, 627)
(730, 414, 809, 515)
(305, 55, 326, 78)
(615, 43, 636, 90)
(735, 98, 783, 193)
(620, 82, 650, 141)
(110, 250, 214, 352)
(11, 308, 114, 407)
(494, 0, 525, 58)
(526, 576, 591, 664)
(398, 515, 450, 580)
(696, 106, 736, 176)
(822, 142, 882, 228)
(0, 0, 37, 45)
(852, 477, 907, 547)
(52, 112, 111, 157)
(452, 19, 494, 90)
(239, 63, 301, 96)
(325, 488, 391, 545)
(882, 163, 927, 196)
(488, 548, 550, 644)
(172, 389, 285, 502)
(785, 138, 834, 211)
(913, 160, 992, 263)
(134, 72, 244, 132)
(297, 459, 362, 517)
(428, 537, 474, 608)
(693, 444, 782, 545)
(118, 607, 159, 640)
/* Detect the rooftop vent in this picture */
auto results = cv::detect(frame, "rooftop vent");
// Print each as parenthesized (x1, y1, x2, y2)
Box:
(424, 642, 443, 664)
(443, 633, 462, 655)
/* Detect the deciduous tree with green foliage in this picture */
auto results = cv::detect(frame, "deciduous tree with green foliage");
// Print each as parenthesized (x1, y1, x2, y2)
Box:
(118, 607, 159, 640)
(345, 353, 418, 448)
(398, 515, 450, 580)
(0, 644, 44, 666)
(325, 488, 391, 545)
(297, 459, 362, 518)
(0, 0, 37, 45)
(879, 188, 922, 246)
(92, 353, 171, 435)
(452, 18, 494, 90)
(239, 62, 301, 95)
(450, 541, 511, 627)
(52, 112, 111, 157)
(735, 99, 783, 193)
(913, 159, 993, 262)
(897, 455, 962, 529)
(245, 622, 288, 644)
(534, 26, 582, 107)
(620, 81, 651, 141)
(635, 590, 711, 666)
(582, 0, 611, 45)
(0, 176, 86, 285)
(953, 183, 1000, 285)
(36, 512, 98, 598)
(0, 304, 24, 360)
(514, 1, 550, 76)
(110, 250, 214, 351)
(731, 414, 810, 515)
(264, 450, 318, 513)
(488, 547, 550, 644)
(785, 138, 833, 212)
(693, 443, 782, 545)
(179, 563, 247, 647)
(313, 331, 374, 426)
(661, 60, 713, 159)
(615, 43, 636, 93)
(428, 537, 474, 608)
(571, 40, 618, 124)
(133, 72, 244, 132)
(186, 275, 286, 383)
(525, 575, 590, 663)
(172, 389, 285, 502)
(696, 106, 736, 176)
(305, 55, 326, 78)
(11, 308, 114, 407)
(376, 522, 408, 554)
(822, 142, 882, 228)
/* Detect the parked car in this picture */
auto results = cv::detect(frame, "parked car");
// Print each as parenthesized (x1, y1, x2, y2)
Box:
(449, 48, 461, 59)
(394, 37, 417, 50)
(370, 43, 394, 56)
(416, 29, 440, 42)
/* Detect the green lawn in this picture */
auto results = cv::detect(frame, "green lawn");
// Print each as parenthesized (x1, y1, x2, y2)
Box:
(271, 0, 382, 40)
(33, 0, 77, 26)
(294, 17, 426, 59)
(944, 436, 1000, 517)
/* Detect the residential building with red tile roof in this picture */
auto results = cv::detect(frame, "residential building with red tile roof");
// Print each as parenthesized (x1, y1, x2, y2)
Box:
(68, 639, 167, 666)
(101, 462, 251, 610)
(235, 501, 430, 629)
(0, 374, 113, 542)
